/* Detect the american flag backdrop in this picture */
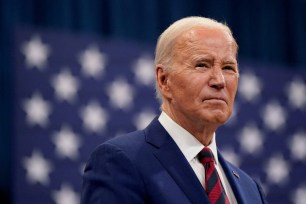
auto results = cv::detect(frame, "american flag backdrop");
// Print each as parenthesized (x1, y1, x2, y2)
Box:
(12, 28, 306, 204)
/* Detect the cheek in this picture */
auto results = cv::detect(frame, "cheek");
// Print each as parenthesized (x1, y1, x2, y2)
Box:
(227, 77, 239, 97)
(169, 74, 191, 93)
(224, 78, 238, 111)
(167, 75, 187, 99)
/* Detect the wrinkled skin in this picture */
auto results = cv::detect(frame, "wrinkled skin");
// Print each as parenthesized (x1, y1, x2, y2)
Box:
(156, 26, 239, 145)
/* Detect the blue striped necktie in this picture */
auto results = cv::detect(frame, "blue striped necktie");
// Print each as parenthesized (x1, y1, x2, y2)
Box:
(198, 147, 230, 204)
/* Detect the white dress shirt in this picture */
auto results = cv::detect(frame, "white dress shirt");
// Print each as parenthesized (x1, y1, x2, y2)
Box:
(158, 111, 237, 204)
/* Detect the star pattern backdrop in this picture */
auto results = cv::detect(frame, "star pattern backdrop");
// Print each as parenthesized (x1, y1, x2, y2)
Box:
(12, 28, 306, 204)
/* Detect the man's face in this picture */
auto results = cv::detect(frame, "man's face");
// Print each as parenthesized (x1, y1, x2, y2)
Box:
(161, 27, 239, 129)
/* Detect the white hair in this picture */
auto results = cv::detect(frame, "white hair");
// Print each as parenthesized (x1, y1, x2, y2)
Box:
(154, 16, 238, 102)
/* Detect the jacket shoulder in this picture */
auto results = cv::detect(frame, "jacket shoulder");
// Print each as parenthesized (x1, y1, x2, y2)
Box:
(221, 157, 268, 203)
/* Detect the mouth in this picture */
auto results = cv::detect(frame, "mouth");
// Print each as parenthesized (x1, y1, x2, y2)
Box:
(203, 97, 226, 103)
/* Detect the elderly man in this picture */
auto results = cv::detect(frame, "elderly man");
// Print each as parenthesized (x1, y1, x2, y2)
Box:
(82, 16, 267, 204)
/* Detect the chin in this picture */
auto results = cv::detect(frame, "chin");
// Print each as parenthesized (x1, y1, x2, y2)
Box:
(205, 111, 231, 125)
(211, 117, 227, 125)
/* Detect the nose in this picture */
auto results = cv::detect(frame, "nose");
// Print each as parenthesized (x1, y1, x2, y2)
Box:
(208, 67, 225, 89)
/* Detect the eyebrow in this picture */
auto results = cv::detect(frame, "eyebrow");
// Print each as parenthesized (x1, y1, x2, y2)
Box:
(190, 55, 237, 65)
(223, 60, 237, 64)
(190, 55, 213, 63)
(222, 58, 238, 65)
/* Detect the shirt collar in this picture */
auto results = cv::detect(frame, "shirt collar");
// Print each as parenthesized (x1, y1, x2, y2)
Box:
(158, 111, 219, 164)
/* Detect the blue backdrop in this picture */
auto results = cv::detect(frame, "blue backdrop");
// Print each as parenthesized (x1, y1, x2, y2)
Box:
(1, 0, 306, 203)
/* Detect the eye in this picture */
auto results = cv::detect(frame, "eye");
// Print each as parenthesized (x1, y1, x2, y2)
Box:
(223, 65, 237, 72)
(196, 63, 209, 69)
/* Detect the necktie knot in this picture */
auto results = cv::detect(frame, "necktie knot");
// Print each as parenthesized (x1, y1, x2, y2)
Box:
(198, 147, 215, 164)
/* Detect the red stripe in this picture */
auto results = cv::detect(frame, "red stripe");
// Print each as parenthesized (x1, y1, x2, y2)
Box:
(208, 182, 222, 203)
(205, 163, 214, 180)
(208, 176, 224, 203)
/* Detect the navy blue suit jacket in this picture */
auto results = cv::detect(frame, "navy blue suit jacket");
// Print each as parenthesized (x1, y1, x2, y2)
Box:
(82, 118, 267, 204)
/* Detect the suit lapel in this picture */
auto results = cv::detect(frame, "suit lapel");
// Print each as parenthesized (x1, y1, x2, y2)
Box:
(144, 118, 209, 204)
(219, 153, 268, 204)
(218, 151, 246, 203)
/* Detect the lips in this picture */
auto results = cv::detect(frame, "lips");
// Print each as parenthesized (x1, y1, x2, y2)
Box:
(203, 96, 227, 103)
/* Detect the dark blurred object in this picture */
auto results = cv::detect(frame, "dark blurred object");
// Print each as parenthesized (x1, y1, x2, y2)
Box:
(0, 189, 11, 204)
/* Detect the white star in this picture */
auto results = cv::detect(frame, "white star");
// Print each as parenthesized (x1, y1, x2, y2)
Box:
(52, 183, 80, 204)
(80, 101, 108, 133)
(21, 35, 50, 69)
(238, 72, 262, 102)
(23, 150, 52, 185)
(286, 78, 306, 109)
(292, 185, 306, 204)
(23, 92, 52, 127)
(261, 101, 286, 131)
(220, 147, 241, 167)
(133, 55, 155, 86)
(239, 124, 264, 155)
(79, 45, 107, 78)
(134, 109, 156, 130)
(265, 154, 290, 185)
(51, 69, 79, 102)
(107, 78, 135, 110)
(52, 126, 81, 160)
(289, 131, 306, 161)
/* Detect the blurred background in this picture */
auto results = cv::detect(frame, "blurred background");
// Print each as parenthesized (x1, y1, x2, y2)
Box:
(1, 0, 306, 203)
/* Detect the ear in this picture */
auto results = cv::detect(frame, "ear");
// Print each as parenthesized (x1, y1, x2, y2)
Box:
(156, 64, 172, 99)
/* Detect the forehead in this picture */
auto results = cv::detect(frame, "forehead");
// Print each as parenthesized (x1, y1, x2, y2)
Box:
(174, 27, 237, 58)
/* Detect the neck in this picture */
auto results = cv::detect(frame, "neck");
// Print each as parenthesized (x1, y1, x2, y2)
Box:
(161, 103, 218, 146)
